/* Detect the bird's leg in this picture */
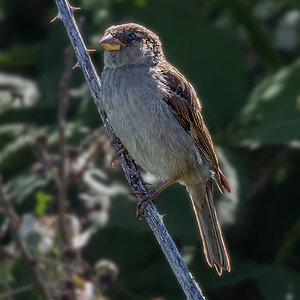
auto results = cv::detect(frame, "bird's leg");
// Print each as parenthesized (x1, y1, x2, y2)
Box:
(110, 138, 126, 168)
(133, 177, 178, 218)
(111, 144, 126, 167)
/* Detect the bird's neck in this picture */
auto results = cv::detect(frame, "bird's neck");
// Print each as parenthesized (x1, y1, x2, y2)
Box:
(103, 51, 164, 70)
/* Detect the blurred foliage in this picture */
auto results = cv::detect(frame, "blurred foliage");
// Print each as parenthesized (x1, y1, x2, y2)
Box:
(234, 58, 300, 146)
(0, 0, 300, 299)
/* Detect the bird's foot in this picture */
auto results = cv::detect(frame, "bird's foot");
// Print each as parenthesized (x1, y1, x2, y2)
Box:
(133, 189, 158, 219)
(111, 137, 121, 146)
(132, 177, 178, 219)
(110, 140, 126, 168)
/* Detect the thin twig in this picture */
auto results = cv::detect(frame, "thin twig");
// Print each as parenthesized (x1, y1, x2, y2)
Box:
(57, 45, 73, 246)
(79, 126, 104, 150)
(0, 217, 10, 238)
(57, 45, 78, 300)
(38, 258, 82, 274)
(273, 215, 300, 265)
(52, 1, 205, 299)
(0, 176, 55, 300)
(0, 284, 32, 300)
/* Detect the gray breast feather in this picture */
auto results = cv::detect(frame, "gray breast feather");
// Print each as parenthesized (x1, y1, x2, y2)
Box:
(100, 65, 210, 183)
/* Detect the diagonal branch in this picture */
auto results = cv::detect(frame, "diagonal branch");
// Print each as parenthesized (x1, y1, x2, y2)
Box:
(52, 1, 205, 299)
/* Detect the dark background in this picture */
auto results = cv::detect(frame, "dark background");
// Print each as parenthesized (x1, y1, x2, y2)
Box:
(0, 0, 300, 299)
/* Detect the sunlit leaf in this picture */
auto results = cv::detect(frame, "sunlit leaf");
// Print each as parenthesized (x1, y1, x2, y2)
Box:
(0, 72, 39, 115)
(233, 59, 300, 147)
(35, 191, 53, 216)
(0, 43, 42, 69)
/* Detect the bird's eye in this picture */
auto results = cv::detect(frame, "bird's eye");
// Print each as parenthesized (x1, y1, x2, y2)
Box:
(127, 33, 137, 42)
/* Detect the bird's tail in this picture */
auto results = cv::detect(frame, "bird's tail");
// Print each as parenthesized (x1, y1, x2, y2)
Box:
(187, 180, 230, 275)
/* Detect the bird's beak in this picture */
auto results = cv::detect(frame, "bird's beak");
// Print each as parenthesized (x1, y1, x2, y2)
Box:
(99, 33, 126, 51)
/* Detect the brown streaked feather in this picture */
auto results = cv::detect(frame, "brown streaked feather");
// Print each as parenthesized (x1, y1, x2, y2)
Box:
(158, 62, 230, 193)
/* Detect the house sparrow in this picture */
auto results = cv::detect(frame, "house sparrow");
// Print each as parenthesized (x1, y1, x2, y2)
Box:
(99, 23, 231, 275)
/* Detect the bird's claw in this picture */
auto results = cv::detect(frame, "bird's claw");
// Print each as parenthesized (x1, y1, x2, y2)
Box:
(111, 137, 121, 146)
(110, 139, 126, 168)
(133, 190, 157, 219)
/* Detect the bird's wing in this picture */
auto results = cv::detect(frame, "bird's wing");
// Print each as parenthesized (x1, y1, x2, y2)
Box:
(157, 62, 230, 193)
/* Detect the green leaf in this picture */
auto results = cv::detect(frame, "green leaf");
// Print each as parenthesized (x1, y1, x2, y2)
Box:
(0, 43, 42, 69)
(255, 266, 300, 300)
(84, 227, 182, 299)
(35, 192, 53, 216)
(0, 132, 36, 176)
(11, 258, 39, 300)
(233, 59, 300, 147)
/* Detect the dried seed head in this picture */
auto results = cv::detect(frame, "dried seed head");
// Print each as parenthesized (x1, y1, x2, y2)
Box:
(95, 259, 119, 290)
(66, 146, 80, 160)
(35, 134, 48, 147)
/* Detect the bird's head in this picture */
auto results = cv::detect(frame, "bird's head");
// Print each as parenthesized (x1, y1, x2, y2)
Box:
(99, 23, 164, 69)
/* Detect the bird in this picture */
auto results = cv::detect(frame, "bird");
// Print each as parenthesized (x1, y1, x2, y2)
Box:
(99, 23, 231, 275)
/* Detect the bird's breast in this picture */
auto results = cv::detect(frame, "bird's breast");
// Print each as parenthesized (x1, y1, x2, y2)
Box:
(100, 66, 209, 182)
